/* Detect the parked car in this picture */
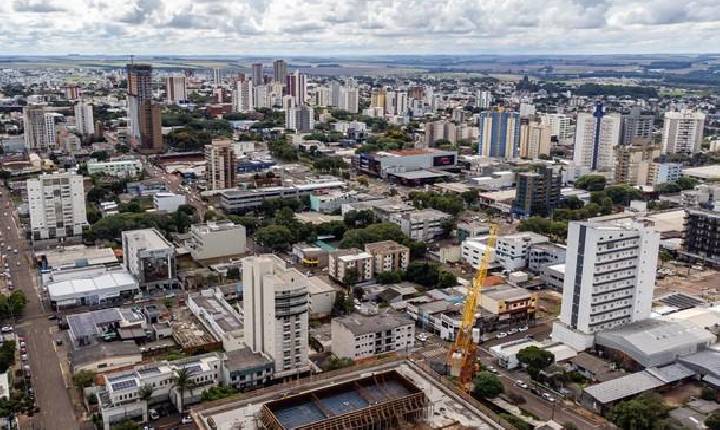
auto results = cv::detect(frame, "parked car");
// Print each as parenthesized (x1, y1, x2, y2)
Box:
(495, 332, 508, 339)
(148, 408, 160, 421)
(518, 326, 529, 332)
(0, 326, 12, 333)
(515, 380, 529, 389)
(507, 328, 518, 335)
(542, 393, 555, 402)
(486, 366, 498, 374)
(181, 415, 193, 424)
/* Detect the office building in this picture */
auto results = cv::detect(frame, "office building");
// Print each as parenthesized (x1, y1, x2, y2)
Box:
(152, 192, 186, 212)
(527, 243, 566, 274)
(212, 67, 221, 84)
(232, 80, 254, 113)
(122, 229, 176, 289)
(683, 209, 720, 267)
(364, 240, 410, 274)
(494, 232, 549, 272)
(391, 209, 454, 242)
(519, 121, 552, 159)
(165, 75, 187, 104)
(284, 70, 306, 104)
(662, 110, 705, 154)
(331, 312, 415, 360)
(621, 107, 654, 146)
(127, 63, 162, 153)
(573, 103, 621, 172)
(615, 144, 661, 185)
(189, 221, 246, 261)
(23, 106, 57, 152)
(552, 221, 659, 350)
(218, 179, 344, 214)
(74, 101, 95, 136)
(27, 172, 87, 240)
(242, 255, 311, 379)
(272, 60, 287, 83)
(285, 105, 314, 132)
(251, 63, 263, 86)
(512, 165, 562, 218)
(87, 159, 142, 178)
(477, 111, 521, 159)
(328, 249, 373, 283)
(204, 139, 236, 190)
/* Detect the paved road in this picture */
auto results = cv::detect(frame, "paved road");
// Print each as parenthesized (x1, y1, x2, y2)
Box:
(0, 189, 80, 430)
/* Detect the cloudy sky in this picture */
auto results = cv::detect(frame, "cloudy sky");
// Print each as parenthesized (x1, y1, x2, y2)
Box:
(1, 0, 719, 55)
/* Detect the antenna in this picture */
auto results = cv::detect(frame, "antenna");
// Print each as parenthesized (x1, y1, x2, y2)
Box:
(130, 54, 134, 64)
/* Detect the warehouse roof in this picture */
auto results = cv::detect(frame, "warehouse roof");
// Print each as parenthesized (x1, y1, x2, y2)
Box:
(584, 372, 664, 404)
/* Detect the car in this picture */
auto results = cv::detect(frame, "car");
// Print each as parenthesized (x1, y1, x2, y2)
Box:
(0, 327, 11, 333)
(13, 249, 17, 254)
(22, 365, 30, 371)
(515, 380, 529, 389)
(181, 415, 193, 424)
(15, 261, 19, 266)
(518, 326, 529, 332)
(486, 366, 498, 374)
(507, 328, 518, 335)
(495, 332, 508, 339)
(148, 408, 160, 420)
(21, 354, 28, 361)
(48, 315, 58, 321)
(54, 339, 63, 346)
(416, 334, 428, 342)
(542, 393, 555, 402)
(19, 341, 26, 348)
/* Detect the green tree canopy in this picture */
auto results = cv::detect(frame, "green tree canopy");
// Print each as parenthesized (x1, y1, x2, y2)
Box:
(608, 393, 669, 430)
(574, 175, 607, 191)
(473, 372, 504, 399)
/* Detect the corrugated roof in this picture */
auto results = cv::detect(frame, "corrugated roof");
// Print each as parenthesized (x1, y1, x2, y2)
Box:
(584, 372, 664, 404)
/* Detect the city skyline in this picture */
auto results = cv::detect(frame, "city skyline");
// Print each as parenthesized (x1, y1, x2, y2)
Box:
(1, 0, 720, 55)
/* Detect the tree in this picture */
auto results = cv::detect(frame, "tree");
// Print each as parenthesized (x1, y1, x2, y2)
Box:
(472, 372, 504, 399)
(171, 367, 195, 414)
(608, 393, 669, 430)
(438, 271, 457, 289)
(138, 384, 154, 422)
(517, 346, 554, 380)
(376, 271, 403, 284)
(255, 225, 293, 251)
(461, 190, 479, 206)
(676, 176, 699, 190)
(73, 369, 96, 388)
(333, 290, 354, 315)
(706, 412, 720, 430)
(574, 175, 606, 191)
(342, 268, 359, 285)
(343, 210, 375, 228)
(112, 420, 140, 430)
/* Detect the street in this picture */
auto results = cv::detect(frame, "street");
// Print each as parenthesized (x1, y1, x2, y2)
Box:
(0, 188, 80, 430)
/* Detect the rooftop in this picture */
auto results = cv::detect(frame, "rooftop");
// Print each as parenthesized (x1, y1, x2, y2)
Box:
(584, 371, 664, 404)
(70, 341, 141, 368)
(122, 228, 173, 251)
(390, 170, 448, 180)
(224, 347, 273, 372)
(334, 311, 413, 336)
(482, 284, 533, 302)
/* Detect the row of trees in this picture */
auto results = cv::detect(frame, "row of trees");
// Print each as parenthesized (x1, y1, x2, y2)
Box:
(86, 205, 197, 242)
(408, 191, 465, 216)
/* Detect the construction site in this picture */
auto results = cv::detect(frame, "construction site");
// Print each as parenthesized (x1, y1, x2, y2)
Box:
(191, 358, 502, 430)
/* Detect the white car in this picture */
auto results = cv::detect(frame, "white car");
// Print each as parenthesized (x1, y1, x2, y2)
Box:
(495, 332, 508, 339)
(518, 326, 529, 332)
(542, 393, 555, 402)
(181, 416, 193, 424)
(515, 380, 529, 389)
(507, 329, 518, 335)
(0, 326, 12, 333)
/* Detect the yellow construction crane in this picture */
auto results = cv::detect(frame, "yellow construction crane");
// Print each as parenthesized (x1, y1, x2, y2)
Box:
(447, 224, 497, 389)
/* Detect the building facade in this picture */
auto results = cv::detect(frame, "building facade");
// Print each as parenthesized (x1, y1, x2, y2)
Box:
(74, 101, 95, 136)
(189, 221, 246, 261)
(328, 249, 373, 283)
(204, 139, 236, 191)
(512, 165, 561, 218)
(683, 209, 720, 267)
(121, 229, 176, 289)
(364, 240, 410, 274)
(477, 110, 521, 159)
(573, 103, 621, 172)
(127, 63, 163, 153)
(331, 312, 415, 360)
(27, 172, 87, 240)
(165, 75, 187, 104)
(662, 110, 705, 154)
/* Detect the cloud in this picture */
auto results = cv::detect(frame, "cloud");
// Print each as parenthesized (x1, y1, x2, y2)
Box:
(13, 0, 66, 12)
(0, 0, 718, 55)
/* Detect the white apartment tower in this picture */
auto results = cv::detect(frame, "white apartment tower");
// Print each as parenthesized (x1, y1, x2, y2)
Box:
(662, 110, 705, 154)
(23, 106, 57, 152)
(27, 172, 88, 240)
(233, 80, 254, 113)
(285, 105, 314, 132)
(552, 220, 659, 350)
(573, 103, 621, 172)
(165, 75, 187, 104)
(242, 255, 311, 379)
(74, 101, 95, 136)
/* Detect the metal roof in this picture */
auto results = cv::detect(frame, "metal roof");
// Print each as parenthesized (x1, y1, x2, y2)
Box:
(584, 372, 664, 404)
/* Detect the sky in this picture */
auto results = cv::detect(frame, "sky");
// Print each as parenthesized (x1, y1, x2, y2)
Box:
(1, 0, 720, 55)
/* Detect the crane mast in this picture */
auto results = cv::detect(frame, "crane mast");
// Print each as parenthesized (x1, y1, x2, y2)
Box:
(447, 224, 497, 388)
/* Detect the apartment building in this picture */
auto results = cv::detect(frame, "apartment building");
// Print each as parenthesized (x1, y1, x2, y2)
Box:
(552, 221, 659, 350)
(683, 208, 720, 267)
(527, 242, 567, 274)
(662, 110, 705, 154)
(242, 255, 311, 379)
(27, 172, 88, 241)
(391, 209, 454, 242)
(614, 144, 661, 186)
(331, 312, 415, 360)
(204, 139, 236, 191)
(189, 221, 246, 261)
(328, 249, 373, 283)
(479, 284, 538, 323)
(188, 288, 244, 351)
(512, 166, 562, 218)
(87, 159, 143, 178)
(121, 229, 176, 289)
(364, 240, 410, 274)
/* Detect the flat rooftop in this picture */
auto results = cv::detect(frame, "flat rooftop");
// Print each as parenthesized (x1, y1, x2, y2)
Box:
(122, 229, 172, 251)
(334, 311, 413, 336)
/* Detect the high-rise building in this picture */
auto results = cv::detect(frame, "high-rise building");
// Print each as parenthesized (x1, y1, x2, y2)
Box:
(615, 143, 661, 186)
(370, 88, 386, 109)
(512, 165, 561, 218)
(204, 139, 236, 191)
(662, 110, 705, 154)
(621, 107, 654, 146)
(395, 91, 408, 115)
(285, 105, 314, 132)
(683, 209, 720, 267)
(477, 111, 521, 159)
(127, 63, 163, 153)
(476, 90, 493, 109)
(541, 113, 574, 145)
(519, 121, 552, 159)
(552, 220, 659, 350)
(74, 101, 95, 137)
(573, 103, 621, 172)
(284, 70, 306, 104)
(27, 172, 87, 240)
(251, 63, 263, 86)
(272, 60, 287, 83)
(252, 85, 272, 109)
(232, 80, 254, 112)
(23, 106, 57, 152)
(212, 67, 221, 85)
(339, 86, 359, 114)
(242, 255, 310, 379)
(165, 75, 187, 104)
(65, 85, 81, 100)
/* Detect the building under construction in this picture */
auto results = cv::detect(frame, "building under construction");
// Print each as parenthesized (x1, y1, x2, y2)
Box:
(259, 370, 429, 430)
